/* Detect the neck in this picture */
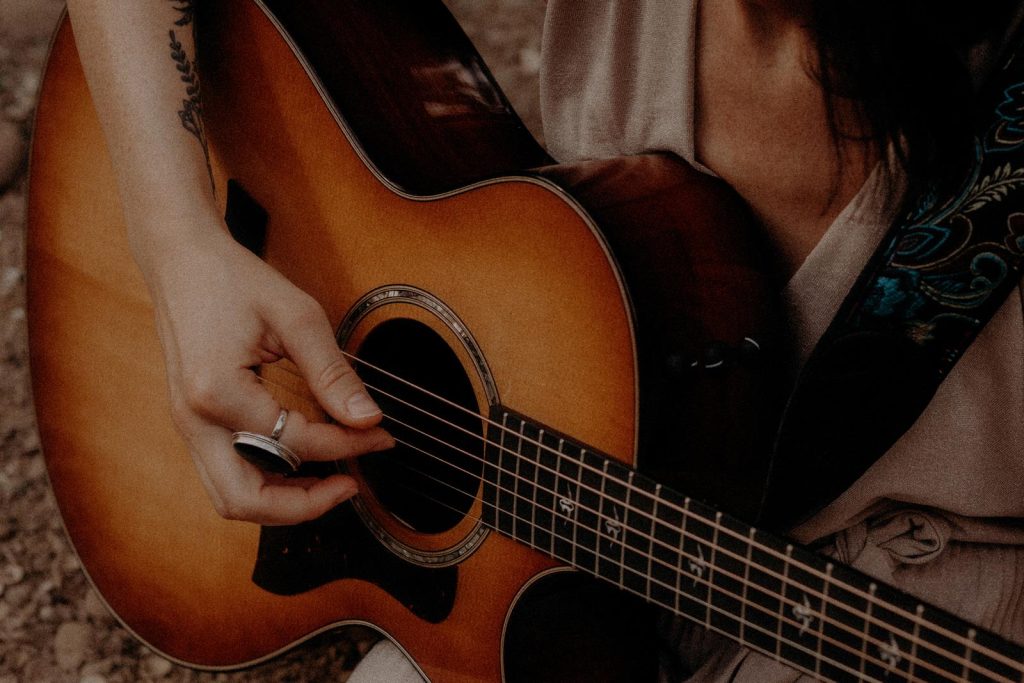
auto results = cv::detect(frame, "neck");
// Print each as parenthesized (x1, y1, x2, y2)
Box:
(481, 406, 1024, 683)
(739, 0, 814, 23)
(736, 0, 814, 49)
(696, 0, 876, 277)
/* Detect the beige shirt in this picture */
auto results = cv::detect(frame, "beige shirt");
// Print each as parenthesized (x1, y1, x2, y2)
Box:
(542, 0, 1024, 675)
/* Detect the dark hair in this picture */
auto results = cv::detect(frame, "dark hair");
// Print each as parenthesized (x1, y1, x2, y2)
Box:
(810, 0, 1021, 211)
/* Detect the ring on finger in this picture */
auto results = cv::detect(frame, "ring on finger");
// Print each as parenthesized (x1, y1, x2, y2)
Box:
(270, 408, 289, 441)
(231, 432, 301, 474)
(231, 409, 300, 474)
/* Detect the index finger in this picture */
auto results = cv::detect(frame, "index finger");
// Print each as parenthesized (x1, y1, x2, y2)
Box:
(271, 301, 383, 428)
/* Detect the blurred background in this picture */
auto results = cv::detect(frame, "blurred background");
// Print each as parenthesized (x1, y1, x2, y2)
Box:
(0, 1, 545, 680)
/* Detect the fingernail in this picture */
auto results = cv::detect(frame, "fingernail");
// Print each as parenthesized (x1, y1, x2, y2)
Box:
(347, 392, 381, 419)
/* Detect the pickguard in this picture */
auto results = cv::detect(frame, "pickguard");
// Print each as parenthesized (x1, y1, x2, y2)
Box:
(252, 495, 457, 624)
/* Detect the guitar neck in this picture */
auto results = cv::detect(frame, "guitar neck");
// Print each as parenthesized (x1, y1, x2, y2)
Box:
(480, 408, 1024, 683)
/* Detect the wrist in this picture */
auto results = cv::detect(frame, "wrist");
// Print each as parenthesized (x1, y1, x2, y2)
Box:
(126, 203, 234, 286)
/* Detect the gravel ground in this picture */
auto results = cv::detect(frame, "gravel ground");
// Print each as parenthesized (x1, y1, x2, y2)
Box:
(0, 2, 544, 681)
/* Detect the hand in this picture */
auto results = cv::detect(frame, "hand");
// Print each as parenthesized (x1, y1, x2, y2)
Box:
(139, 219, 392, 526)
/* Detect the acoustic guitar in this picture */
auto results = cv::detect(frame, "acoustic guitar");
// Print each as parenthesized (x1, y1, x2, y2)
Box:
(26, 1, 1024, 681)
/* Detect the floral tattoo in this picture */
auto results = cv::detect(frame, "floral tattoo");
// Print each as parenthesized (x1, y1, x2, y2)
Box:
(168, 1, 212, 186)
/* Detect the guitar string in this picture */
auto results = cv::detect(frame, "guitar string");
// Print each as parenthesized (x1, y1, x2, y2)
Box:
(386, 428, 995, 682)
(339, 371, 1012, 675)
(260, 377, 995, 683)
(378, 444, 978, 683)
(338, 352, 1024, 675)
(255, 365, 1012, 675)
(257, 368, 1010, 677)
(379, 466, 888, 683)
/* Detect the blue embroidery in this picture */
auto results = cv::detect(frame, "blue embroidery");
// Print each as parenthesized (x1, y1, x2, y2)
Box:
(852, 64, 1024, 366)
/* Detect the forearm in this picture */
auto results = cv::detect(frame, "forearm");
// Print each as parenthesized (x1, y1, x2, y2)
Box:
(62, 1, 386, 527)
(66, 0, 219, 274)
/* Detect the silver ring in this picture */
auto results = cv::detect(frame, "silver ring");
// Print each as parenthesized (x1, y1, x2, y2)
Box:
(270, 408, 289, 441)
(231, 431, 301, 474)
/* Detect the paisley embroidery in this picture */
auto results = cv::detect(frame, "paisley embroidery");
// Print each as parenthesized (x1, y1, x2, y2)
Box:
(843, 43, 1024, 373)
(989, 81, 1024, 152)
(1006, 212, 1024, 254)
(962, 162, 1024, 212)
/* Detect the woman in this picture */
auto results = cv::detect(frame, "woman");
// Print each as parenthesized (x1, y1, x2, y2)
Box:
(64, 1, 1024, 680)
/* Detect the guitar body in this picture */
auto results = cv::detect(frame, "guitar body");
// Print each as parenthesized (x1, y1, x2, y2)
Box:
(27, 1, 780, 680)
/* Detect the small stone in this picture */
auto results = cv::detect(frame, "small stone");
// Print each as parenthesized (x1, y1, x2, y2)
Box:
(143, 655, 173, 678)
(34, 578, 56, 600)
(3, 92, 34, 123)
(4, 582, 30, 608)
(21, 427, 40, 452)
(0, 120, 24, 190)
(0, 266, 22, 297)
(61, 553, 80, 574)
(518, 46, 542, 73)
(0, 563, 25, 585)
(54, 621, 92, 671)
(21, 449, 42, 478)
(18, 71, 40, 99)
(82, 589, 110, 621)
(80, 656, 114, 678)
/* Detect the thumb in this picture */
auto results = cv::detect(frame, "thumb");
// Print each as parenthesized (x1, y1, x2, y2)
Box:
(274, 300, 382, 427)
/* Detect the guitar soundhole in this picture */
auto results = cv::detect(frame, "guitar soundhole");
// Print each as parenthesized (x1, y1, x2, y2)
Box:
(356, 318, 484, 534)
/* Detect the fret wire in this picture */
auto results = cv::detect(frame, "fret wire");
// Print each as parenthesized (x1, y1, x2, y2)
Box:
(599, 459, 611, 581)
(498, 412, 513, 534)
(908, 604, 923, 681)
(381, 412, 1006, 681)
(538, 428, 553, 561)
(620, 472, 633, 590)
(964, 628, 976, 682)
(515, 417, 530, 549)
(777, 546, 792, 663)
(349, 371, 1020, 671)
(582, 449, 600, 575)
(552, 436, 569, 564)
(568, 442, 580, 569)
(672, 489, 683, 616)
(383, 445, 986, 683)
(598, 462, 622, 589)
(815, 563, 833, 681)
(647, 486, 657, 603)
(527, 421, 539, 551)
(706, 513, 721, 631)
(270, 369, 1013, 678)
(740, 527, 755, 647)
(576, 449, 597, 575)
(861, 584, 876, 681)
(682, 496, 712, 626)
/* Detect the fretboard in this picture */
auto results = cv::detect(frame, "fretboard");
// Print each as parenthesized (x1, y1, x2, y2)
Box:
(480, 408, 1024, 683)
